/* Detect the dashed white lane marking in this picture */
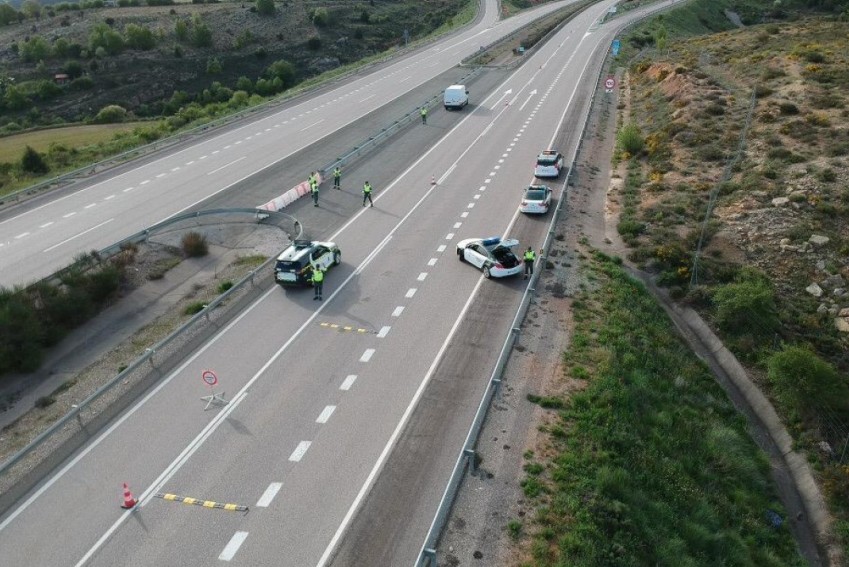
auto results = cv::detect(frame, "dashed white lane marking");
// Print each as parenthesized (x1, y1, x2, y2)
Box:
(512, 138, 518, 142)
(427, 258, 437, 266)
(437, 245, 446, 252)
(453, 222, 462, 228)
(399, 76, 411, 82)
(15, 232, 30, 239)
(506, 147, 512, 152)
(359, 94, 375, 102)
(474, 194, 481, 200)
(234, 140, 243, 145)
(219, 531, 248, 561)
(316, 405, 336, 424)
(84, 204, 96, 209)
(224, 145, 232, 149)
(140, 180, 150, 185)
(39, 222, 53, 229)
(63, 212, 76, 218)
(300, 119, 325, 132)
(376, 326, 391, 338)
(461, 212, 469, 218)
(212, 150, 220, 154)
(289, 441, 311, 462)
(467, 203, 475, 209)
(445, 233, 454, 239)
(484, 179, 491, 184)
(104, 195, 115, 200)
(340, 375, 357, 390)
(391, 306, 404, 317)
(208, 156, 246, 175)
(360, 349, 375, 363)
(187, 160, 196, 165)
(417, 272, 428, 281)
(199, 155, 208, 160)
(406, 288, 417, 298)
(502, 154, 508, 158)
(265, 128, 271, 132)
(256, 483, 282, 508)
(494, 165, 500, 170)
(489, 171, 496, 176)
(155, 173, 165, 178)
(171, 167, 180, 172)
(123, 187, 133, 192)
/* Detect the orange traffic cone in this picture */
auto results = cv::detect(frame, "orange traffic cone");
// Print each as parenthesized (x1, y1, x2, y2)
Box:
(431, 176, 436, 185)
(121, 483, 137, 509)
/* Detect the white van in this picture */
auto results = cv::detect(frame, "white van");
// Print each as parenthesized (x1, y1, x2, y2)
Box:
(444, 85, 469, 110)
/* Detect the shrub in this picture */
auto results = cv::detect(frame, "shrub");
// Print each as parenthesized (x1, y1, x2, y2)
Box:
(93, 104, 128, 124)
(778, 102, 798, 115)
(312, 7, 329, 26)
(617, 219, 645, 237)
(818, 169, 836, 182)
(712, 275, 779, 336)
(184, 301, 207, 315)
(181, 231, 208, 257)
(266, 59, 294, 86)
(34, 396, 56, 409)
(307, 36, 321, 50)
(125, 23, 156, 50)
(206, 57, 222, 74)
(191, 16, 213, 47)
(20, 145, 49, 174)
(767, 345, 849, 419)
(256, 0, 274, 16)
(235, 76, 253, 93)
(175, 19, 188, 41)
(617, 123, 644, 155)
(218, 281, 233, 293)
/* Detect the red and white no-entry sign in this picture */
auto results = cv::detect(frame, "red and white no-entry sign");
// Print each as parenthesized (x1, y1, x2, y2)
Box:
(604, 76, 616, 92)
(201, 369, 218, 387)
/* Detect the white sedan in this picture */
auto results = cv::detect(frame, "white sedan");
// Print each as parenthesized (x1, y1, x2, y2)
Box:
(520, 184, 552, 214)
(534, 150, 564, 178)
(456, 237, 523, 279)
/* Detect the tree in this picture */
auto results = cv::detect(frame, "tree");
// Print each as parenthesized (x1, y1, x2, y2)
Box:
(63, 60, 84, 79)
(89, 23, 124, 55)
(0, 3, 19, 25)
(174, 19, 188, 41)
(125, 23, 156, 50)
(265, 59, 294, 86)
(191, 15, 212, 47)
(93, 104, 128, 123)
(767, 345, 849, 418)
(21, 0, 41, 19)
(206, 57, 222, 74)
(256, 0, 274, 16)
(312, 7, 328, 26)
(20, 36, 52, 62)
(235, 76, 253, 92)
(4, 85, 30, 110)
(21, 145, 49, 174)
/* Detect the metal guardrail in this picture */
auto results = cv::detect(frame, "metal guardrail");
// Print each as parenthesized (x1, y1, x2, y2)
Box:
(0, 209, 301, 496)
(415, 4, 672, 565)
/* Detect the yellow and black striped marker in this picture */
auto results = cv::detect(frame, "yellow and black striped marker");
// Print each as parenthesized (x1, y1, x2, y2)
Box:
(155, 493, 248, 512)
(319, 322, 374, 334)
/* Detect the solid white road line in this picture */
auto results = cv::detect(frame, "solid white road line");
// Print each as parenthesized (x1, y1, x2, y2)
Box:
(391, 306, 404, 317)
(289, 441, 311, 462)
(316, 406, 336, 424)
(405, 288, 417, 298)
(207, 156, 246, 176)
(360, 349, 375, 363)
(256, 483, 283, 508)
(340, 375, 357, 391)
(300, 119, 325, 132)
(42, 218, 114, 253)
(376, 326, 391, 339)
(219, 531, 249, 561)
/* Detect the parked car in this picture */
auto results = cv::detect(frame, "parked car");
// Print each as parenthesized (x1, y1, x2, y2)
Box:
(534, 150, 564, 178)
(520, 184, 552, 214)
(274, 240, 341, 287)
(456, 237, 522, 279)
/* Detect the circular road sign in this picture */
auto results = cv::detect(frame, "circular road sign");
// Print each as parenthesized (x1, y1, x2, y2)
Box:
(604, 77, 616, 90)
(202, 369, 218, 387)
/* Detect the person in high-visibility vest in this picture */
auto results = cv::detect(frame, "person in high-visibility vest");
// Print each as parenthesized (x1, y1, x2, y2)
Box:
(310, 172, 319, 207)
(362, 181, 373, 207)
(311, 264, 325, 300)
(333, 166, 341, 190)
(420, 106, 428, 125)
(523, 246, 536, 279)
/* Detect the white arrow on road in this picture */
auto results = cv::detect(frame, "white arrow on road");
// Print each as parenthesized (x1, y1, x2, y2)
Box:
(519, 89, 538, 111)
(491, 88, 513, 107)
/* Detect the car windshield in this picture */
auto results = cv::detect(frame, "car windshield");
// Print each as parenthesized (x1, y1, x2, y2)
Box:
(537, 155, 558, 165)
(276, 260, 304, 270)
(525, 189, 547, 200)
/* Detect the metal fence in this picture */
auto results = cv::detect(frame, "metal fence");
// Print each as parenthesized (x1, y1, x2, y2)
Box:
(0, 208, 300, 514)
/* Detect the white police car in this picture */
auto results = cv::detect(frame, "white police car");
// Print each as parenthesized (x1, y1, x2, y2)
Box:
(456, 237, 523, 279)
(519, 184, 552, 214)
(534, 150, 564, 178)
(274, 240, 341, 287)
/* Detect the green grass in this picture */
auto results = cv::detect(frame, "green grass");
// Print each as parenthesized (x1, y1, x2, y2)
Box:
(521, 255, 804, 566)
(0, 123, 147, 163)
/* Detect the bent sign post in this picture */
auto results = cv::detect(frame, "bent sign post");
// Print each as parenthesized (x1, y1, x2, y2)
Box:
(200, 369, 230, 411)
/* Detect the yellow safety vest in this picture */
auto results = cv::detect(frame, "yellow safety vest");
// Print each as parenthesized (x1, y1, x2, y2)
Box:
(524, 250, 535, 262)
(363, 183, 372, 194)
(312, 269, 324, 283)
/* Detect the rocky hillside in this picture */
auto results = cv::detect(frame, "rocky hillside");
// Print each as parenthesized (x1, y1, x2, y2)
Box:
(0, 0, 471, 125)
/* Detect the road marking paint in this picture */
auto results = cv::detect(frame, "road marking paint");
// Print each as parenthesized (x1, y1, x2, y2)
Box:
(417, 272, 428, 281)
(360, 349, 375, 362)
(211, 150, 219, 154)
(103, 195, 115, 200)
(171, 167, 180, 172)
(224, 145, 232, 149)
(399, 76, 411, 83)
(208, 156, 246, 175)
(300, 119, 324, 132)
(500, 156, 506, 160)
(437, 245, 446, 252)
(467, 203, 475, 209)
(39, 222, 53, 229)
(484, 179, 491, 184)
(235, 140, 243, 145)
(85, 203, 96, 209)
(340, 375, 357, 390)
(506, 147, 512, 152)
(155, 173, 165, 178)
(289, 441, 311, 462)
(199, 155, 208, 160)
(15, 232, 30, 239)
(316, 405, 336, 424)
(377, 326, 391, 338)
(319, 322, 370, 334)
(187, 160, 196, 164)
(265, 128, 271, 132)
(489, 171, 496, 176)
(157, 493, 247, 511)
(513, 138, 518, 142)
(391, 306, 404, 317)
(256, 483, 282, 508)
(123, 187, 134, 192)
(474, 194, 481, 200)
(63, 212, 76, 218)
(494, 165, 500, 170)
(427, 258, 437, 266)
(461, 212, 469, 218)
(445, 233, 454, 239)
(43, 218, 114, 253)
(405, 288, 417, 298)
(359, 94, 375, 102)
(140, 180, 150, 185)
(219, 532, 249, 561)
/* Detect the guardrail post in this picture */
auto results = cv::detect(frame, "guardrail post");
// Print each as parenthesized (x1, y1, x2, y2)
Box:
(145, 348, 155, 367)
(72, 404, 83, 425)
(422, 548, 437, 567)
(464, 448, 477, 474)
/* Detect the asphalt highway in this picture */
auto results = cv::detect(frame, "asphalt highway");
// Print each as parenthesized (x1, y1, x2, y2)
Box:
(0, 0, 681, 565)
(0, 0, 578, 288)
